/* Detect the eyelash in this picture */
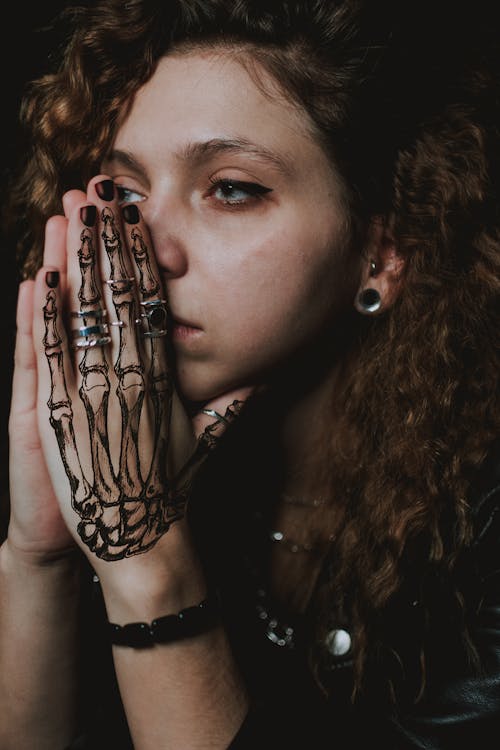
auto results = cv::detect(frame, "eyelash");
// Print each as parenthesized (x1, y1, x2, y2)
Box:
(116, 185, 145, 204)
(207, 177, 272, 207)
(115, 178, 273, 208)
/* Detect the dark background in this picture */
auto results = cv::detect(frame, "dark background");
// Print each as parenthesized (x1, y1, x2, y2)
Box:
(0, 3, 72, 524)
(1, 3, 69, 217)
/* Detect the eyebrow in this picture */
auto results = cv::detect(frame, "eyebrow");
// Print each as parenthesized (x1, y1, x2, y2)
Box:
(104, 137, 295, 179)
(102, 149, 148, 181)
(178, 137, 295, 177)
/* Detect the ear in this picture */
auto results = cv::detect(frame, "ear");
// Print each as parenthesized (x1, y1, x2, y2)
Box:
(354, 215, 405, 315)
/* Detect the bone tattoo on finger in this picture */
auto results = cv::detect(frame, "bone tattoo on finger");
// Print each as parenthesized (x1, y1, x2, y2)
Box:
(42, 207, 227, 561)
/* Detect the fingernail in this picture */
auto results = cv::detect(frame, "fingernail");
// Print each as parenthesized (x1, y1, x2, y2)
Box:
(122, 204, 140, 224)
(46, 271, 59, 288)
(95, 179, 115, 201)
(80, 205, 97, 226)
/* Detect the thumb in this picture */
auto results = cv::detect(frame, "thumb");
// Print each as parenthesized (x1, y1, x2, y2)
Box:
(191, 386, 255, 443)
(172, 386, 256, 492)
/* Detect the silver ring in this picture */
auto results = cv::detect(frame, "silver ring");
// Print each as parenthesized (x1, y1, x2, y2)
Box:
(72, 336, 111, 350)
(140, 298, 168, 308)
(70, 308, 107, 321)
(139, 298, 168, 335)
(201, 408, 229, 425)
(143, 329, 168, 338)
(71, 324, 109, 338)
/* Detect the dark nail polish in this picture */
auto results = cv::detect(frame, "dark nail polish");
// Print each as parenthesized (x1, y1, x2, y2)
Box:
(46, 271, 59, 288)
(80, 205, 97, 227)
(122, 204, 140, 224)
(95, 179, 115, 201)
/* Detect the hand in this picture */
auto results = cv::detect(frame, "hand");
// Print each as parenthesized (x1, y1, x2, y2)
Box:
(31, 176, 252, 571)
(7, 228, 78, 563)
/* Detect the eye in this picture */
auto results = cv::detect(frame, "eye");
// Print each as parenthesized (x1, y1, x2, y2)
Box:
(115, 185, 146, 204)
(208, 177, 272, 207)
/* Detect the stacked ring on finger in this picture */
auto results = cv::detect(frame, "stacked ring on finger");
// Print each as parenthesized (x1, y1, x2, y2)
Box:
(71, 308, 107, 321)
(70, 307, 112, 349)
(201, 408, 230, 425)
(139, 298, 168, 338)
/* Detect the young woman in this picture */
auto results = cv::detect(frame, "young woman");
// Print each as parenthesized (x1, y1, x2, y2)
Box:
(2, 1, 499, 748)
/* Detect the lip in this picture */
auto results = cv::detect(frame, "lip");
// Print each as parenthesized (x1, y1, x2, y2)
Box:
(169, 313, 203, 341)
(169, 310, 202, 331)
(170, 313, 202, 329)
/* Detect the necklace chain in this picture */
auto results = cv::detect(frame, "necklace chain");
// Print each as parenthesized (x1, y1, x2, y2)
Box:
(267, 491, 332, 554)
(269, 529, 328, 554)
(255, 587, 297, 648)
(249, 493, 333, 648)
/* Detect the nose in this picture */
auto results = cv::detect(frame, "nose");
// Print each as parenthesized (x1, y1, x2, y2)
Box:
(140, 195, 189, 280)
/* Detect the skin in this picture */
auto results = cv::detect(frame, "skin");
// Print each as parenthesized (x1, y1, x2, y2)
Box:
(100, 47, 402, 492)
(102, 50, 361, 403)
(2, 48, 403, 749)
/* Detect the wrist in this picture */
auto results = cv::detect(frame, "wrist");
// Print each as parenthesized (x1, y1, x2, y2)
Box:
(96, 519, 208, 622)
(0, 538, 82, 612)
(108, 594, 220, 647)
(1, 536, 80, 576)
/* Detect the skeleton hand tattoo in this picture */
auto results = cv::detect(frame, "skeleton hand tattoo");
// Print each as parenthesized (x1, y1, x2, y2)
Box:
(43, 206, 240, 561)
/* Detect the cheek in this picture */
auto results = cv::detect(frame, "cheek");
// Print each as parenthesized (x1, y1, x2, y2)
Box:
(216, 229, 348, 357)
(177, 220, 354, 401)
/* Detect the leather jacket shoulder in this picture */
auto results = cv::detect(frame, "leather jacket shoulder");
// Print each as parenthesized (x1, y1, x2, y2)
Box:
(365, 438, 500, 749)
(231, 438, 500, 750)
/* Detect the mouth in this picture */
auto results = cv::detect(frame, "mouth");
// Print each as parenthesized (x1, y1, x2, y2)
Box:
(169, 313, 203, 341)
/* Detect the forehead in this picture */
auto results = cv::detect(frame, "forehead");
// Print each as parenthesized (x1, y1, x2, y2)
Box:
(113, 49, 324, 168)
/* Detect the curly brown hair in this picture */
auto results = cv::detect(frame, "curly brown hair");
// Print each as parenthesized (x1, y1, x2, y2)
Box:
(6, 0, 500, 696)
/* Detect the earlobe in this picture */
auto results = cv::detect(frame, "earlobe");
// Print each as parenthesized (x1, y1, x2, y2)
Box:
(354, 216, 404, 316)
(355, 287, 382, 314)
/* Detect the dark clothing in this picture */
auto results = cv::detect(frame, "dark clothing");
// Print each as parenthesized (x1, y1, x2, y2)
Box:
(69, 439, 500, 749)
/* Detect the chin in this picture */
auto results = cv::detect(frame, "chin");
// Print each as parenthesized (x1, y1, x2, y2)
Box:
(174, 367, 226, 405)
(174, 363, 250, 406)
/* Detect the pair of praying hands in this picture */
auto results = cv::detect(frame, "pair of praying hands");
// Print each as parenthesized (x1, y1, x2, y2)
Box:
(9, 176, 251, 569)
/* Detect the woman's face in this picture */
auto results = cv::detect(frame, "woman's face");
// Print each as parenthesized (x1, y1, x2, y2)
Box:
(103, 50, 360, 402)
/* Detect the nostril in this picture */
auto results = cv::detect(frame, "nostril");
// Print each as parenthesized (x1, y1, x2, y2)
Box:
(152, 240, 189, 279)
(159, 264, 186, 279)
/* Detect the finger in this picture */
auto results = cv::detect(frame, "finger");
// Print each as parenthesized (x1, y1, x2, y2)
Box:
(42, 215, 69, 282)
(120, 201, 168, 368)
(10, 280, 37, 419)
(88, 175, 144, 363)
(66, 200, 112, 351)
(88, 175, 148, 499)
(120, 202, 177, 490)
(33, 265, 97, 524)
(173, 387, 255, 494)
(125, 204, 169, 351)
(65, 198, 121, 507)
(88, 174, 137, 291)
(62, 189, 87, 219)
(192, 387, 255, 443)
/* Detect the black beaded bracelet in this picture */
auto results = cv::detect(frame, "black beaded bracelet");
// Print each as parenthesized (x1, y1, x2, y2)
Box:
(108, 597, 220, 648)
